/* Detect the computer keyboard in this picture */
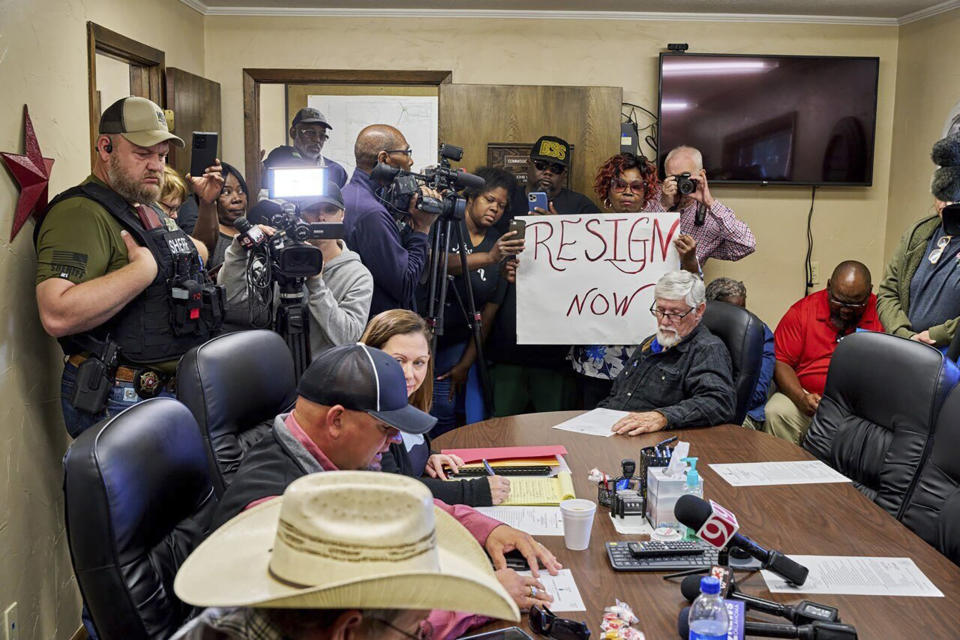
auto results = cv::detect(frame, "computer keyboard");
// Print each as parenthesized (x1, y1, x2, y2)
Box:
(606, 540, 719, 571)
(453, 465, 553, 476)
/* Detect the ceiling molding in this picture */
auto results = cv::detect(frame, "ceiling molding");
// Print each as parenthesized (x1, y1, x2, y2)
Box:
(897, 0, 960, 24)
(180, 2, 904, 26)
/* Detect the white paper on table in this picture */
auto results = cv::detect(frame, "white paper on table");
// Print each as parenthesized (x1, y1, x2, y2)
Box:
(551, 408, 624, 437)
(517, 569, 587, 611)
(609, 513, 655, 535)
(549, 455, 572, 478)
(709, 461, 852, 487)
(761, 556, 944, 597)
(474, 506, 564, 536)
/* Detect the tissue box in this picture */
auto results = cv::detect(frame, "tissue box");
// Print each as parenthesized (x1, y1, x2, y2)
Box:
(646, 466, 687, 529)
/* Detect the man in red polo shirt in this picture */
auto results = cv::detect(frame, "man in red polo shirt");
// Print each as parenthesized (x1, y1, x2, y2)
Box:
(764, 261, 883, 444)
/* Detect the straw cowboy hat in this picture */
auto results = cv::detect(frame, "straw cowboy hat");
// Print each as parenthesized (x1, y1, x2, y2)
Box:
(174, 471, 520, 621)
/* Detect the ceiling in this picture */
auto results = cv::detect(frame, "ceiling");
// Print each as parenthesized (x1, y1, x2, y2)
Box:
(183, 0, 960, 24)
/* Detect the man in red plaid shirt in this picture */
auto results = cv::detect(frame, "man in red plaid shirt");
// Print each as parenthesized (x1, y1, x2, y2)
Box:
(645, 145, 756, 273)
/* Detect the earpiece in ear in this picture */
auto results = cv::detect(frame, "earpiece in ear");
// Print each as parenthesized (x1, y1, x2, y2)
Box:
(104, 141, 113, 153)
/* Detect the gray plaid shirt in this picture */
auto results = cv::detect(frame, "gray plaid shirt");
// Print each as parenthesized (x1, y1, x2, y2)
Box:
(598, 324, 736, 428)
(170, 607, 286, 640)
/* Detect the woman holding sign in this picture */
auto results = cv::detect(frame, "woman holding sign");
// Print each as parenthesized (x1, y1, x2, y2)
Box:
(570, 153, 676, 408)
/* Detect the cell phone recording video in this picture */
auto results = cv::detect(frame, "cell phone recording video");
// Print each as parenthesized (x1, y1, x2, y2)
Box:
(190, 132, 219, 178)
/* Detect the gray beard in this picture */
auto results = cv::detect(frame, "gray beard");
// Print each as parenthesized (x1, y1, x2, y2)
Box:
(107, 154, 162, 204)
(657, 327, 681, 348)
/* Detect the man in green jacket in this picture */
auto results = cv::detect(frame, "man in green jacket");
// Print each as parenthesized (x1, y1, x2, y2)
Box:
(878, 132, 960, 347)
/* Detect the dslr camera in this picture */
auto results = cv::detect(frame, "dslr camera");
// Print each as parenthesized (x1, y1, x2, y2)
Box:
(673, 171, 699, 196)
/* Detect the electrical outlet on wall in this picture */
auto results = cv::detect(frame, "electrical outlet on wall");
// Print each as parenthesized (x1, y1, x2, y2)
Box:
(4, 602, 18, 640)
(811, 261, 821, 285)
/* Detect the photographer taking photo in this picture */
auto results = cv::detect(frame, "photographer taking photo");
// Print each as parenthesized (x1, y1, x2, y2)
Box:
(342, 124, 442, 318)
(648, 145, 756, 273)
(218, 181, 373, 357)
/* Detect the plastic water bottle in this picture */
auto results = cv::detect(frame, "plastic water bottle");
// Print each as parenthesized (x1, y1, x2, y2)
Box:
(683, 457, 703, 541)
(688, 576, 729, 640)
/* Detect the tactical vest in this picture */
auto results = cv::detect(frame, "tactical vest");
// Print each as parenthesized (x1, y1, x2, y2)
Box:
(40, 182, 224, 364)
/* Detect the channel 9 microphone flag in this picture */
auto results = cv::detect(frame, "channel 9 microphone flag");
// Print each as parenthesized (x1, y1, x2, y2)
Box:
(515, 212, 681, 344)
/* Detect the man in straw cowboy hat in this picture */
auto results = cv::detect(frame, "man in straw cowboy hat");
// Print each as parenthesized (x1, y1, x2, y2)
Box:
(207, 343, 560, 625)
(172, 471, 522, 639)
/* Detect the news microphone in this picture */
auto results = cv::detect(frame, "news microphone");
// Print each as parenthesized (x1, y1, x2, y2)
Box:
(680, 575, 841, 625)
(233, 217, 268, 249)
(674, 495, 809, 586)
(247, 198, 284, 226)
(452, 168, 486, 190)
(678, 607, 857, 639)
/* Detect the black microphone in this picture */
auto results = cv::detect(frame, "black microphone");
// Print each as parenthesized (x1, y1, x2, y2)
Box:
(675, 495, 809, 586)
(370, 161, 402, 184)
(233, 217, 268, 249)
(678, 607, 857, 639)
(680, 575, 841, 625)
(247, 198, 284, 226)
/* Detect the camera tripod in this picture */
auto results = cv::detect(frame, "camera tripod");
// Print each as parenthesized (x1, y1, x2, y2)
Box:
(423, 193, 494, 415)
(274, 275, 312, 378)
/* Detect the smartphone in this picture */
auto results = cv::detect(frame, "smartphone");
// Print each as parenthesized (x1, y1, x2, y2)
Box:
(508, 218, 526, 240)
(527, 191, 548, 213)
(190, 132, 219, 177)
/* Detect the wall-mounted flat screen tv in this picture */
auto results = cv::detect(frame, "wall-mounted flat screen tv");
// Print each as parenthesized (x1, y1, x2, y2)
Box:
(657, 53, 880, 186)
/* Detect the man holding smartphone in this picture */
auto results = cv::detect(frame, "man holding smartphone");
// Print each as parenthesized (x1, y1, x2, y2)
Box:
(35, 96, 224, 438)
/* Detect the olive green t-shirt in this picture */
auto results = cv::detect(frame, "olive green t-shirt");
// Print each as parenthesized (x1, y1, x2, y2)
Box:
(35, 175, 130, 285)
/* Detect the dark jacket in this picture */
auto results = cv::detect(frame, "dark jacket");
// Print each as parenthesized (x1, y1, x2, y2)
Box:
(342, 169, 430, 317)
(598, 324, 735, 428)
(380, 442, 493, 506)
(877, 215, 958, 345)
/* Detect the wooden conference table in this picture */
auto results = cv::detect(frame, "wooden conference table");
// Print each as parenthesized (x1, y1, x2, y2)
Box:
(434, 412, 960, 639)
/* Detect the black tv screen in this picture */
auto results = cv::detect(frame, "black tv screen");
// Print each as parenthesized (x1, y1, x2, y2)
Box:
(657, 53, 879, 186)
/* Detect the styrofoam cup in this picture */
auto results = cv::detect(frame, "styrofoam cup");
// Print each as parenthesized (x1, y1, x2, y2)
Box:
(560, 498, 597, 551)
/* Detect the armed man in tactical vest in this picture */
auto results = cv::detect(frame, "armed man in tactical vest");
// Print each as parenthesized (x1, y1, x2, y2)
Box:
(35, 96, 225, 438)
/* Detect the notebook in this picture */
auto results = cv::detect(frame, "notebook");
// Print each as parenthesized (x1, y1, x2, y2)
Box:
(500, 471, 576, 506)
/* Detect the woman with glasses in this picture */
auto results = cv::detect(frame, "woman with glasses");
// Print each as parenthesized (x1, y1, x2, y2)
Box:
(570, 153, 666, 408)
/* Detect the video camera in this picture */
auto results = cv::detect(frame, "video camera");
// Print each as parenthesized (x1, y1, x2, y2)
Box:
(373, 143, 485, 219)
(238, 167, 346, 279)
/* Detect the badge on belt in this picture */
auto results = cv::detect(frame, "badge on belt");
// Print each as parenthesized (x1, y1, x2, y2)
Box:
(134, 369, 163, 398)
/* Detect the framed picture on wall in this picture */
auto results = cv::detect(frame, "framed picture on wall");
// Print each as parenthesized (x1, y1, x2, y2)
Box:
(487, 143, 573, 189)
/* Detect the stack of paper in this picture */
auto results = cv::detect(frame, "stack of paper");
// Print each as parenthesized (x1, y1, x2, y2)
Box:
(500, 472, 576, 506)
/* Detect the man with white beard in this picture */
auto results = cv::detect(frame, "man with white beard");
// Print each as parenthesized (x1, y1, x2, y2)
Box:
(598, 270, 736, 435)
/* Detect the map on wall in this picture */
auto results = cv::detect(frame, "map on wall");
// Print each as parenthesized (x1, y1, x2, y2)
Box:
(307, 95, 438, 176)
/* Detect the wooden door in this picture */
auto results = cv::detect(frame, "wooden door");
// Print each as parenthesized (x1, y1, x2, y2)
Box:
(438, 84, 622, 203)
(165, 68, 222, 176)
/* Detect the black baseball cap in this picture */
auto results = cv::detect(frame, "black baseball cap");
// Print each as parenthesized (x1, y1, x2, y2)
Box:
(297, 344, 436, 434)
(530, 135, 570, 168)
(292, 108, 332, 130)
(301, 181, 344, 210)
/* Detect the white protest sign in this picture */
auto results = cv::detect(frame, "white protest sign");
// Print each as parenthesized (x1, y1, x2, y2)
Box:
(516, 212, 681, 344)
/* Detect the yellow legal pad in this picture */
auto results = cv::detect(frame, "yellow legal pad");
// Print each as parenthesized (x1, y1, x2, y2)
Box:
(500, 471, 576, 506)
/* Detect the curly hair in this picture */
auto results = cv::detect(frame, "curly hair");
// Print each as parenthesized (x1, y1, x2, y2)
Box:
(593, 153, 660, 209)
(360, 310, 434, 413)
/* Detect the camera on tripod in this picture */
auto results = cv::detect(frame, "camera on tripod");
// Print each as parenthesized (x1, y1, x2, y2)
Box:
(674, 171, 700, 196)
(373, 143, 485, 220)
(239, 167, 347, 279)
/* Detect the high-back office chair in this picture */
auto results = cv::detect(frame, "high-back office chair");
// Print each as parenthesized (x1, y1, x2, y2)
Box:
(900, 385, 960, 564)
(803, 332, 959, 519)
(178, 330, 297, 496)
(63, 398, 217, 640)
(701, 300, 766, 424)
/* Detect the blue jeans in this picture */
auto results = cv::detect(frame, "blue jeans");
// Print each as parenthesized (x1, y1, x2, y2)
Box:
(60, 362, 175, 438)
(430, 341, 486, 437)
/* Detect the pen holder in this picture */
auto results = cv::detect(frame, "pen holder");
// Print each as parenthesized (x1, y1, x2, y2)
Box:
(598, 483, 615, 508)
(639, 448, 673, 499)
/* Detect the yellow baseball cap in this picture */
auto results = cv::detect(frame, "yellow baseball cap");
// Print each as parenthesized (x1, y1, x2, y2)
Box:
(99, 96, 184, 148)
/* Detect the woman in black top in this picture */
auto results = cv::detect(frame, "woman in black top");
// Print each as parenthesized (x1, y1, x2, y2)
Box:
(431, 168, 524, 434)
(361, 309, 511, 506)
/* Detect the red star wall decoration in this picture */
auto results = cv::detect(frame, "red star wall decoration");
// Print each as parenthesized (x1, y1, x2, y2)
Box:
(2, 105, 55, 242)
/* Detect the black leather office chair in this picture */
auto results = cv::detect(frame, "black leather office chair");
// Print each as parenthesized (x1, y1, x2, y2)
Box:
(701, 300, 766, 424)
(178, 330, 297, 496)
(900, 385, 960, 564)
(63, 398, 217, 640)
(804, 332, 959, 520)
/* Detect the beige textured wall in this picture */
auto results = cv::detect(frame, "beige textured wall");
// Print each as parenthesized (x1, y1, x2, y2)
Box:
(0, 0, 203, 637)
(205, 16, 898, 327)
(885, 9, 960, 262)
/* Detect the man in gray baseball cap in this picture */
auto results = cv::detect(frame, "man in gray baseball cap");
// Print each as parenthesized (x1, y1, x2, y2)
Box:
(263, 107, 349, 187)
